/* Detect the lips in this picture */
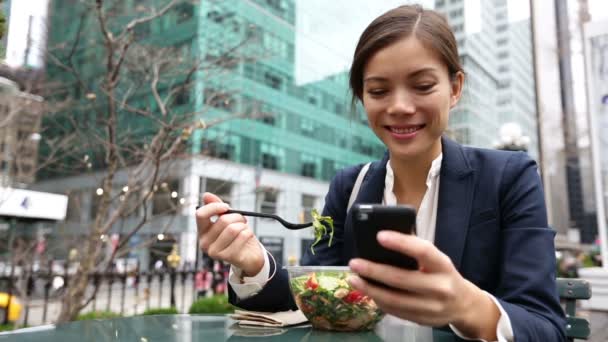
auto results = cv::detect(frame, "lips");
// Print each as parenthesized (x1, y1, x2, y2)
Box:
(387, 125, 424, 134)
(384, 124, 425, 139)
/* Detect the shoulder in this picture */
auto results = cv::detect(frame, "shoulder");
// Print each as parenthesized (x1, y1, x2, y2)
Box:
(460, 145, 538, 177)
(329, 162, 368, 196)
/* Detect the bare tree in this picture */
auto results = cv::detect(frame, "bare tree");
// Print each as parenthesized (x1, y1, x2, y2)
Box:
(32, 0, 267, 322)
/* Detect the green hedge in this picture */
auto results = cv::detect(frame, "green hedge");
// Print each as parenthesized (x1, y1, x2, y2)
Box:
(142, 307, 178, 316)
(76, 311, 122, 321)
(189, 295, 234, 314)
(0, 324, 14, 332)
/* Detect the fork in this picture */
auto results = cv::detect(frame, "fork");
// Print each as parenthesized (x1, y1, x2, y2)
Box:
(195, 206, 313, 230)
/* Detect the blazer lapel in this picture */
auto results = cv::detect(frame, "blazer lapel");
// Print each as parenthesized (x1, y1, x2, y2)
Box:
(434, 137, 475, 271)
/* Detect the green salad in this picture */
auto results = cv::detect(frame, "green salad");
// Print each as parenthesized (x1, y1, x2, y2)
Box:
(310, 209, 334, 255)
(290, 271, 383, 331)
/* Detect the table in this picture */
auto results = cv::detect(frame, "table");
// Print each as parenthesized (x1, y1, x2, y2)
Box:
(0, 315, 465, 341)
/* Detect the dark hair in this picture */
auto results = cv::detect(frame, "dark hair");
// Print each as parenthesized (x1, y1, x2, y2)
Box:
(349, 4, 463, 102)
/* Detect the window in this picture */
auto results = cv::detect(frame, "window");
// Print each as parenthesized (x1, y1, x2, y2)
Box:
(175, 3, 194, 24)
(262, 153, 278, 170)
(300, 118, 315, 135)
(259, 188, 278, 215)
(204, 88, 235, 111)
(449, 8, 463, 19)
(201, 139, 235, 160)
(203, 178, 232, 204)
(265, 0, 285, 13)
(173, 88, 190, 106)
(207, 10, 235, 24)
(260, 114, 276, 126)
(152, 180, 180, 216)
(264, 72, 283, 90)
(301, 162, 316, 178)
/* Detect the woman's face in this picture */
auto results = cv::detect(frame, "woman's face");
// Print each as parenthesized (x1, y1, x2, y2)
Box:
(362, 36, 463, 161)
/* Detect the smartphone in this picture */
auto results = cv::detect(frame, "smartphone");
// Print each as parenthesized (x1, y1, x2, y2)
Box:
(352, 204, 418, 284)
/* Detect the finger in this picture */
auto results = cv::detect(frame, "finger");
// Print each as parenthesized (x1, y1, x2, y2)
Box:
(377, 231, 454, 273)
(195, 200, 230, 235)
(218, 227, 258, 265)
(348, 258, 438, 294)
(200, 213, 247, 251)
(348, 275, 443, 324)
(203, 192, 224, 205)
(209, 222, 249, 257)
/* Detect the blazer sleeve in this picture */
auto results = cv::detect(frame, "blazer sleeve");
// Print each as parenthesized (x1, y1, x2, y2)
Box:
(495, 152, 567, 341)
(227, 165, 360, 312)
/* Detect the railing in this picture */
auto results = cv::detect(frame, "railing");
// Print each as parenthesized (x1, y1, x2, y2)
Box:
(0, 259, 229, 327)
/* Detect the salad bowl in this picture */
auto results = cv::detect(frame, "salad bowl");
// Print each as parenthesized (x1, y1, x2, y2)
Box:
(285, 266, 384, 332)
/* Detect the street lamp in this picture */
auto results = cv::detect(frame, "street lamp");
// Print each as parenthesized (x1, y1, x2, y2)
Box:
(493, 122, 531, 152)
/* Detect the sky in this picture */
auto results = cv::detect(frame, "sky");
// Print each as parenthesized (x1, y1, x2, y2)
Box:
(5, 0, 49, 68)
(4, 0, 608, 73)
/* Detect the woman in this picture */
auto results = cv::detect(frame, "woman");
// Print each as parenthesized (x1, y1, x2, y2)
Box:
(195, 5, 565, 341)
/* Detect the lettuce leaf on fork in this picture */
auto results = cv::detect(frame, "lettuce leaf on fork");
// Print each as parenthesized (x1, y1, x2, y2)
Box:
(310, 209, 334, 255)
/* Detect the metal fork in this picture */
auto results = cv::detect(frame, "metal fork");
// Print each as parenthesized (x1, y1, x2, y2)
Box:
(195, 206, 313, 230)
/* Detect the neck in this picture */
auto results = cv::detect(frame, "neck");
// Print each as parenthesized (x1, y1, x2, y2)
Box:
(390, 139, 442, 194)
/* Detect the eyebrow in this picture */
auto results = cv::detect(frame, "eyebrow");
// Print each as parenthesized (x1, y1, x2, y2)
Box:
(363, 67, 438, 83)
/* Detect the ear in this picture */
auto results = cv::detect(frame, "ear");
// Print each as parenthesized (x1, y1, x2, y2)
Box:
(449, 71, 465, 109)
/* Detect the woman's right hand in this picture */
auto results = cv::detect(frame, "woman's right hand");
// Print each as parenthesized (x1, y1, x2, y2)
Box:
(196, 192, 265, 277)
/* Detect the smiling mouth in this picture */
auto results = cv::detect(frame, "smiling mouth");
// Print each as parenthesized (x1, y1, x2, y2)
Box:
(386, 125, 425, 134)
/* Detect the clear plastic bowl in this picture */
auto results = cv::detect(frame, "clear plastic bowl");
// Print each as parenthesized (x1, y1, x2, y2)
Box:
(285, 266, 384, 331)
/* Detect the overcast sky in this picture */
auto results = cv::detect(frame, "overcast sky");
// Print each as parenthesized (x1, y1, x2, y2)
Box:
(4, 0, 608, 73)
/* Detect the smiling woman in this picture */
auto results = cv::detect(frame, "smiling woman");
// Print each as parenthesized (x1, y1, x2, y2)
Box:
(196, 4, 566, 341)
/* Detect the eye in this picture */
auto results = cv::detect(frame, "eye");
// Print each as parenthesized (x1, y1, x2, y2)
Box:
(415, 84, 436, 92)
(366, 89, 388, 97)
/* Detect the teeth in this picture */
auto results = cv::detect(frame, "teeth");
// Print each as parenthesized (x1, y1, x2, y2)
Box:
(390, 126, 421, 134)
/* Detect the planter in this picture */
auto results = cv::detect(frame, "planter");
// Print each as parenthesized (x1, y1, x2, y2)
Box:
(578, 267, 608, 311)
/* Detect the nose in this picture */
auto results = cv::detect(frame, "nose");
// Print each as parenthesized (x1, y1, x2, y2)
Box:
(387, 89, 415, 115)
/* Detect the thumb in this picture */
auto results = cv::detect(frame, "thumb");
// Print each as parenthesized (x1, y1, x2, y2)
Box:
(203, 192, 224, 205)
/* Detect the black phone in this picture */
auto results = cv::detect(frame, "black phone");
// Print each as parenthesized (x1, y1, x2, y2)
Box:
(352, 204, 418, 284)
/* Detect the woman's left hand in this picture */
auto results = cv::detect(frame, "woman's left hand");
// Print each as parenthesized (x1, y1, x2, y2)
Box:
(348, 230, 499, 338)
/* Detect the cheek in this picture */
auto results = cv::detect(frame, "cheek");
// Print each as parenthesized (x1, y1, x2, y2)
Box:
(363, 102, 380, 122)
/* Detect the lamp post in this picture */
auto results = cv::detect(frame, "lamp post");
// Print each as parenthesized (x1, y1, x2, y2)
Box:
(166, 244, 181, 308)
(493, 122, 531, 152)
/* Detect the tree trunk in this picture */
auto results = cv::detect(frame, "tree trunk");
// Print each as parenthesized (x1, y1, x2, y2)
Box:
(56, 235, 101, 323)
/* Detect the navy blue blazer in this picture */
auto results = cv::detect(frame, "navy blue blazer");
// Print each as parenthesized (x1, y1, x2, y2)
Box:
(228, 137, 566, 341)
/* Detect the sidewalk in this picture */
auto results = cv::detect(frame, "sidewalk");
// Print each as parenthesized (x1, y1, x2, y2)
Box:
(581, 310, 608, 342)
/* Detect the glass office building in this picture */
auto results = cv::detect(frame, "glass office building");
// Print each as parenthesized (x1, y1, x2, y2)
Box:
(435, 0, 539, 158)
(46, 0, 387, 182)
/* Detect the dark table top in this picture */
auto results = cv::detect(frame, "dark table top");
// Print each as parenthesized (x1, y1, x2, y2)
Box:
(0, 315, 466, 341)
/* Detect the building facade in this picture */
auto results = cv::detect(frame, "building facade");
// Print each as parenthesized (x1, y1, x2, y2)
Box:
(435, 0, 539, 159)
(41, 0, 397, 268)
(0, 74, 43, 186)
